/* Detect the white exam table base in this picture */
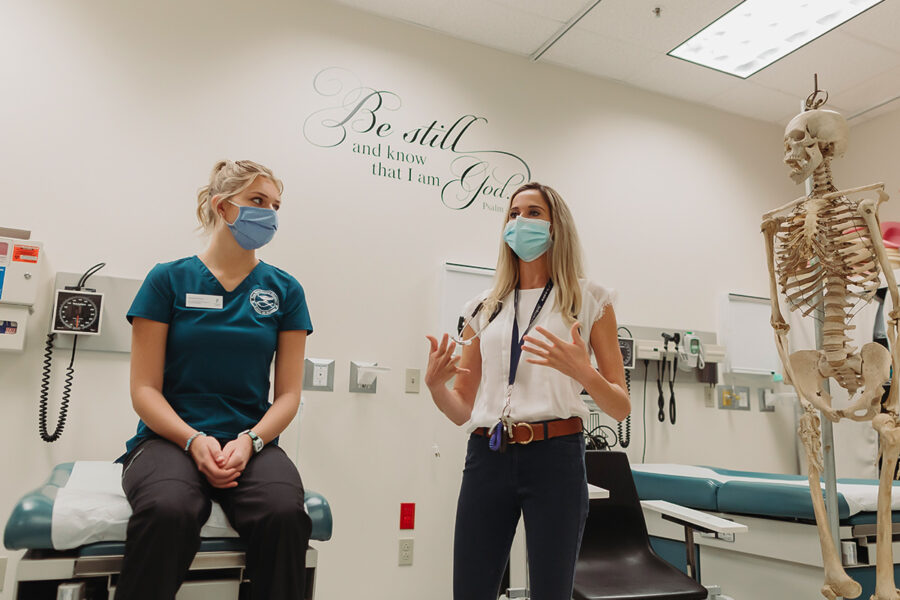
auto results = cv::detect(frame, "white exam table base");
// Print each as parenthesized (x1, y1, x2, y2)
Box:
(13, 546, 319, 600)
(507, 484, 609, 593)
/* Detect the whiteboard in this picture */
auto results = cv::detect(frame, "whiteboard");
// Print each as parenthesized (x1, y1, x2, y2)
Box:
(440, 262, 495, 337)
(719, 293, 780, 375)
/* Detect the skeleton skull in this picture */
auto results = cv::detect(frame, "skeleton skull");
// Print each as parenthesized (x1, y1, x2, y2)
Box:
(784, 109, 849, 184)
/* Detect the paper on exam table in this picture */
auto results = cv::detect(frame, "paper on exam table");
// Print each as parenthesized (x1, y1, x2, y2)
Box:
(51, 461, 238, 550)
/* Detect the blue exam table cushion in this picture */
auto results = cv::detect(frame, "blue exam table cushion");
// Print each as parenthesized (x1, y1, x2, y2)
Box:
(631, 464, 723, 511)
(4, 461, 332, 551)
(632, 464, 900, 523)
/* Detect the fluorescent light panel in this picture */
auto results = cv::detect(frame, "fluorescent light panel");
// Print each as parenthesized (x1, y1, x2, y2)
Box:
(668, 0, 884, 78)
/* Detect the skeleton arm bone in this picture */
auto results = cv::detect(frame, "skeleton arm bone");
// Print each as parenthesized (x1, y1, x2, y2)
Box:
(762, 217, 804, 391)
(858, 196, 900, 416)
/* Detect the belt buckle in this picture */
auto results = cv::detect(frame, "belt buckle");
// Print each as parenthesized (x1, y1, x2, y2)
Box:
(511, 422, 534, 445)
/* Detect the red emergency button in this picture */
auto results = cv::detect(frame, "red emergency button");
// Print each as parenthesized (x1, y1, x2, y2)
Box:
(400, 503, 415, 530)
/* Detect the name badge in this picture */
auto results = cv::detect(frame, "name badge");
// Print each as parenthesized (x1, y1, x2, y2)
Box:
(186, 293, 223, 309)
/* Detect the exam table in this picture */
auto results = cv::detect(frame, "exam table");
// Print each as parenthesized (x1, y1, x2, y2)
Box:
(632, 464, 900, 600)
(4, 462, 332, 600)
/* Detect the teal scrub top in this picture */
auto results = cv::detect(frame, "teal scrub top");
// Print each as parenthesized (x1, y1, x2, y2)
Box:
(123, 256, 312, 454)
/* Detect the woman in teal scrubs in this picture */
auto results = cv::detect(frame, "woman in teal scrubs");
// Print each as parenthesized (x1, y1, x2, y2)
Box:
(116, 160, 313, 600)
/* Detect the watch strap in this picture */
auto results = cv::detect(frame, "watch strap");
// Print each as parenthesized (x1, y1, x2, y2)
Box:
(239, 429, 264, 453)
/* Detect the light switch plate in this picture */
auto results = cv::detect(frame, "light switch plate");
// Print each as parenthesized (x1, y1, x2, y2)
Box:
(303, 358, 334, 391)
(405, 368, 420, 394)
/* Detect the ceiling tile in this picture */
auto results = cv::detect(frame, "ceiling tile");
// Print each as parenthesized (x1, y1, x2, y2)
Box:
(749, 32, 900, 97)
(575, 0, 741, 54)
(848, 102, 900, 127)
(841, 1, 900, 53)
(706, 82, 810, 124)
(328, 0, 900, 126)
(488, 0, 586, 23)
(830, 64, 900, 118)
(540, 27, 659, 83)
(429, 4, 564, 56)
(334, 0, 561, 55)
(334, 0, 445, 29)
(625, 54, 741, 104)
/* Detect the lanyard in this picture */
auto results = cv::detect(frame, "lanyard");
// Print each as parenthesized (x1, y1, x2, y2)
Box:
(507, 280, 554, 390)
(489, 280, 553, 451)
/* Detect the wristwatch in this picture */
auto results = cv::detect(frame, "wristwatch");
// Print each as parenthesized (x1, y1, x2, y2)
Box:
(239, 429, 264, 454)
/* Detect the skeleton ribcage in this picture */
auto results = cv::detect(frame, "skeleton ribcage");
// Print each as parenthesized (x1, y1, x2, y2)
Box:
(774, 197, 881, 322)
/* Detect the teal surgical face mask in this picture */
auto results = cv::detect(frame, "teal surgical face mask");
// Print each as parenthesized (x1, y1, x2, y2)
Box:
(503, 216, 551, 262)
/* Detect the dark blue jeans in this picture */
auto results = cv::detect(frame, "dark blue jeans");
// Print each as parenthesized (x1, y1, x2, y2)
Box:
(453, 431, 589, 600)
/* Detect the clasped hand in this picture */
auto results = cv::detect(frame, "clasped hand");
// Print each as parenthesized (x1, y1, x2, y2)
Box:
(189, 434, 253, 488)
(522, 322, 592, 381)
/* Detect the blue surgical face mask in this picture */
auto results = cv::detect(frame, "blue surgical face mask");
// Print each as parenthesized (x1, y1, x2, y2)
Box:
(503, 216, 551, 262)
(225, 200, 278, 250)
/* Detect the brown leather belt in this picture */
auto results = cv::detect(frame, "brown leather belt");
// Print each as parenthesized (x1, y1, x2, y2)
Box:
(473, 416, 583, 445)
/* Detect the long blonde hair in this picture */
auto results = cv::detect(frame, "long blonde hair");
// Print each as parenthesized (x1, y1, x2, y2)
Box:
(483, 182, 585, 324)
(196, 160, 283, 232)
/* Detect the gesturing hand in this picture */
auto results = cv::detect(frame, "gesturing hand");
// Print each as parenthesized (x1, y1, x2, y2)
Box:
(425, 334, 470, 390)
(189, 435, 241, 489)
(522, 322, 592, 381)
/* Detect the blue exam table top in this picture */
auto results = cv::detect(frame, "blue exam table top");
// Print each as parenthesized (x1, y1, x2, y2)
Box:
(631, 464, 900, 525)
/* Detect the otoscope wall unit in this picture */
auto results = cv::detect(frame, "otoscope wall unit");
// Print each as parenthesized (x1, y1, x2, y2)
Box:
(621, 324, 726, 366)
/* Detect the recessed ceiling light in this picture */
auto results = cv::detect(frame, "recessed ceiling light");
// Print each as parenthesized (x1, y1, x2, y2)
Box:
(668, 0, 884, 78)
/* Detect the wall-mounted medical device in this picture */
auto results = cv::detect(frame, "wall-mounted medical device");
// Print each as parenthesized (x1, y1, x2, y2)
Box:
(618, 336, 635, 370)
(51, 288, 104, 336)
(0, 234, 44, 352)
(635, 336, 725, 364)
(678, 331, 705, 370)
(617, 328, 636, 448)
(39, 262, 107, 443)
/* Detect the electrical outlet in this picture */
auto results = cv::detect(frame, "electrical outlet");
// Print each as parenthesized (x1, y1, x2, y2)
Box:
(717, 385, 751, 411)
(399, 538, 414, 566)
(302, 358, 334, 391)
(704, 386, 715, 408)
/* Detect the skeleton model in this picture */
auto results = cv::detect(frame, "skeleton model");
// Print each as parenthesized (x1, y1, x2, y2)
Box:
(762, 106, 900, 600)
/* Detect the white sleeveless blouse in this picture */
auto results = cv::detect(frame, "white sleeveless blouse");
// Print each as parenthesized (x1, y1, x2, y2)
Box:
(462, 279, 616, 432)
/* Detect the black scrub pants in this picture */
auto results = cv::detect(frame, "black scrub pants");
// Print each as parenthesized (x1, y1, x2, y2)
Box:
(453, 431, 590, 600)
(115, 438, 312, 600)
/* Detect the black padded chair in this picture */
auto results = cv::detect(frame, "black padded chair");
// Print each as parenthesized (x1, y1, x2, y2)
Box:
(573, 450, 708, 600)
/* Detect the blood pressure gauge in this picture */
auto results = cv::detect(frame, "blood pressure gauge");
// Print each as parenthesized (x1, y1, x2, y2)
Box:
(618, 337, 635, 370)
(51, 289, 104, 335)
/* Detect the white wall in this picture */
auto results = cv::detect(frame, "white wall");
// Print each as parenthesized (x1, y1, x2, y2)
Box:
(835, 108, 900, 222)
(0, 1, 807, 598)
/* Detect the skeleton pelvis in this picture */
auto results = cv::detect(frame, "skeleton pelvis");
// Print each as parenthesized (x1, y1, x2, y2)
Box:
(788, 343, 891, 422)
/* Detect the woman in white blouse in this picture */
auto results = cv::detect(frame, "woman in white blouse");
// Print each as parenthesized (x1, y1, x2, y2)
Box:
(425, 182, 630, 600)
